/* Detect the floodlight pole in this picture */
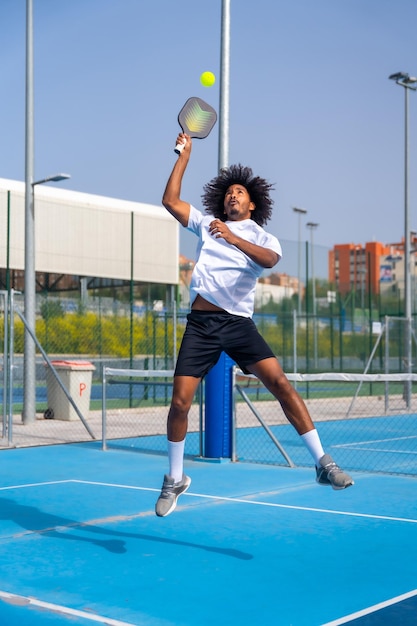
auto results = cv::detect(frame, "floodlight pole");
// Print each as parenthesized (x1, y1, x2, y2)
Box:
(389, 71, 417, 407)
(218, 0, 230, 170)
(22, 0, 35, 425)
(204, 0, 233, 460)
(23, 0, 72, 425)
(293, 207, 307, 315)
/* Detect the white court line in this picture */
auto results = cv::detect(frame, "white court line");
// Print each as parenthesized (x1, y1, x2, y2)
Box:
(333, 434, 417, 447)
(1, 478, 417, 526)
(334, 446, 417, 455)
(0, 589, 137, 626)
(0, 480, 74, 491)
(72, 479, 417, 525)
(322, 588, 417, 625)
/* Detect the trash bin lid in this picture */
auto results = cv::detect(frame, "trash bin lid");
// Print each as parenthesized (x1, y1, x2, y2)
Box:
(50, 360, 96, 370)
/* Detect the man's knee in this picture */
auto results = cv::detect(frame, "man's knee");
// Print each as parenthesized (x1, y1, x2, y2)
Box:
(262, 371, 294, 400)
(169, 394, 192, 417)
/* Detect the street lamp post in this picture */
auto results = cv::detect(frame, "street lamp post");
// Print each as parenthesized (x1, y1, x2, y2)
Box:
(22, 173, 71, 425)
(23, 0, 35, 426)
(307, 222, 319, 367)
(24, 0, 71, 426)
(293, 207, 307, 315)
(389, 72, 417, 407)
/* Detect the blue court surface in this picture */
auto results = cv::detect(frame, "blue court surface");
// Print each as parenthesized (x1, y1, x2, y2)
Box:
(0, 443, 416, 626)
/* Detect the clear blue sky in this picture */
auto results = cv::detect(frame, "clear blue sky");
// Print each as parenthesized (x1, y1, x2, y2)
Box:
(1, 0, 416, 278)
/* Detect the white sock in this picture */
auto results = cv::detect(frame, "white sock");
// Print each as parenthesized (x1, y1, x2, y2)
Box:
(168, 439, 185, 482)
(300, 429, 325, 466)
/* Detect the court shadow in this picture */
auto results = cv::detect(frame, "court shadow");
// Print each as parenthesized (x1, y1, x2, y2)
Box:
(0, 497, 253, 560)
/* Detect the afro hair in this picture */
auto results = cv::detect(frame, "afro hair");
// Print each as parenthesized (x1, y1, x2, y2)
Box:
(201, 164, 274, 226)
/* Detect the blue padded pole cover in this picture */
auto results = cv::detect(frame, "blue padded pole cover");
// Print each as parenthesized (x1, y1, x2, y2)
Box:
(204, 352, 234, 458)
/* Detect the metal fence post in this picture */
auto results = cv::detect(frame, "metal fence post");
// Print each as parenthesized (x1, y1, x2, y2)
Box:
(0, 291, 8, 440)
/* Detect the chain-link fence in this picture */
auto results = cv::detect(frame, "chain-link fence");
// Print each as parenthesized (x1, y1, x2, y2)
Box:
(101, 368, 203, 458)
(233, 371, 417, 477)
(1, 288, 417, 476)
(100, 367, 417, 477)
(0, 290, 187, 448)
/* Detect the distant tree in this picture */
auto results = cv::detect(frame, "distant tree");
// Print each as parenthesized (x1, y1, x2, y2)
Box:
(40, 299, 64, 320)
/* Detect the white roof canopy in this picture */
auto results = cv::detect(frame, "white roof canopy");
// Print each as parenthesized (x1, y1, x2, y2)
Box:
(0, 179, 179, 285)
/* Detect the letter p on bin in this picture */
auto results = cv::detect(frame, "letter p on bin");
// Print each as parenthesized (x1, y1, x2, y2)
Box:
(46, 360, 96, 421)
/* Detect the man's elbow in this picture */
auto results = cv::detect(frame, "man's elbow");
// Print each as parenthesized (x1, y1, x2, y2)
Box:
(264, 252, 280, 268)
(162, 194, 174, 212)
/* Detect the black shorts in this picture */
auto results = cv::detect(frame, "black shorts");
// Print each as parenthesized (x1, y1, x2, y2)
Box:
(174, 310, 276, 378)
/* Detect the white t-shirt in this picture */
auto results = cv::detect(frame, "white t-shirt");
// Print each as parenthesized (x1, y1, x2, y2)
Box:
(186, 204, 282, 317)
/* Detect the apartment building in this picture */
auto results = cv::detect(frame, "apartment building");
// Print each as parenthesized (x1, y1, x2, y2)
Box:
(328, 237, 417, 299)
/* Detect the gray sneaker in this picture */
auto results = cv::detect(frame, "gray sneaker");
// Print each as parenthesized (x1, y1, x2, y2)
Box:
(155, 474, 191, 517)
(316, 454, 354, 490)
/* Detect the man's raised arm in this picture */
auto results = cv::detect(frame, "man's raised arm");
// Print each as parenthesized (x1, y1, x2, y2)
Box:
(162, 133, 192, 227)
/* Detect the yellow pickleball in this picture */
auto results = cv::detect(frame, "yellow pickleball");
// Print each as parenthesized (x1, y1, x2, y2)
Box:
(200, 71, 216, 87)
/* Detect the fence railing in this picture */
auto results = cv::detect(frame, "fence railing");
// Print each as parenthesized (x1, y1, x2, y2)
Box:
(101, 366, 417, 477)
(1, 289, 417, 479)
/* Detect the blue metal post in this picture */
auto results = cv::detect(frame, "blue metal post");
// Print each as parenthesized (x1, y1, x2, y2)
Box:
(204, 352, 234, 458)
